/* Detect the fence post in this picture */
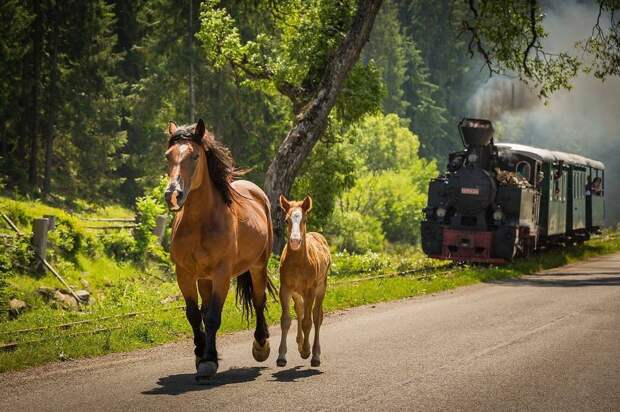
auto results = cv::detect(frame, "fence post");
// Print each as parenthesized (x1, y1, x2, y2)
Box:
(32, 218, 49, 272)
(44, 215, 56, 231)
(153, 215, 168, 244)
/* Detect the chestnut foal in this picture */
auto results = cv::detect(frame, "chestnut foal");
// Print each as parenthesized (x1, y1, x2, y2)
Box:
(277, 195, 331, 367)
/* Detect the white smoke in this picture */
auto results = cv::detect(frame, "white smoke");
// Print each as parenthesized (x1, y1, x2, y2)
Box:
(468, 1, 620, 225)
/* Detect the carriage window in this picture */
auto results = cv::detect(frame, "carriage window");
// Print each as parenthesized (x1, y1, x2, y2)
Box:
(592, 176, 603, 196)
(516, 161, 531, 182)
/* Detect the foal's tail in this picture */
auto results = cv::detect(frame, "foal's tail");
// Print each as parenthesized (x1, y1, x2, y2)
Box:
(235, 271, 277, 322)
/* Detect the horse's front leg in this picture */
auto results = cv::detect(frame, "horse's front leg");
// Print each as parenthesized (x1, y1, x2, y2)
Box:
(176, 270, 204, 369)
(300, 289, 315, 359)
(197, 273, 230, 380)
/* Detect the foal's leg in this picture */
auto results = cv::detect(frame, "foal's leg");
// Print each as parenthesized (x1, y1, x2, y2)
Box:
(311, 290, 325, 367)
(277, 285, 292, 367)
(300, 289, 315, 359)
(250, 266, 271, 362)
(177, 271, 204, 369)
(292, 293, 304, 354)
(197, 274, 230, 380)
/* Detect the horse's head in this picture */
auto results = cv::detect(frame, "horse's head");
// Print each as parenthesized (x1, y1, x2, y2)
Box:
(164, 119, 207, 211)
(279, 194, 312, 251)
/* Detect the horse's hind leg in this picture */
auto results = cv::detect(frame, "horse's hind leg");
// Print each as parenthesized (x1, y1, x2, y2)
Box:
(250, 266, 271, 362)
(311, 290, 325, 367)
(277, 285, 292, 367)
(177, 271, 205, 370)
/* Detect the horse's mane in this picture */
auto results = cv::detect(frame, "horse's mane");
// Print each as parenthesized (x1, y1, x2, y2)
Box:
(168, 124, 246, 206)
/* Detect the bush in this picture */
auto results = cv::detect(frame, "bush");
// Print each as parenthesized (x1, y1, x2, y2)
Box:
(0, 236, 34, 277)
(100, 231, 138, 262)
(327, 209, 385, 254)
(134, 176, 170, 263)
(48, 217, 85, 259)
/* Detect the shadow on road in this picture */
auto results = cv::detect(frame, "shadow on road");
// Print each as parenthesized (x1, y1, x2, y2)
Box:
(488, 276, 620, 288)
(142, 366, 267, 395)
(270, 366, 323, 382)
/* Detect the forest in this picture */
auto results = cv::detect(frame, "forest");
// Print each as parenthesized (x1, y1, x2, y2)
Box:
(1, 0, 619, 252)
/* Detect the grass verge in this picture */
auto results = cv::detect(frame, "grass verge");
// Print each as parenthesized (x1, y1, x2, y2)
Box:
(1, 232, 619, 373)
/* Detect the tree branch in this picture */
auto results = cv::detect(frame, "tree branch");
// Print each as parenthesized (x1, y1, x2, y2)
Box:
(523, 0, 538, 77)
(229, 60, 308, 109)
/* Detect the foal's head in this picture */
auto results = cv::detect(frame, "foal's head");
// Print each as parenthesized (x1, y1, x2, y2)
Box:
(279, 195, 312, 251)
(164, 119, 207, 211)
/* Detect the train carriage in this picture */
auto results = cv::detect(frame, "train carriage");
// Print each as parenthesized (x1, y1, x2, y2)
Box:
(421, 118, 605, 264)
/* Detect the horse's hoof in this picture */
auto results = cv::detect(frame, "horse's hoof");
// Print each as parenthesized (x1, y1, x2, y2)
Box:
(310, 358, 321, 367)
(276, 357, 287, 367)
(196, 361, 218, 380)
(252, 339, 270, 362)
(300, 348, 311, 359)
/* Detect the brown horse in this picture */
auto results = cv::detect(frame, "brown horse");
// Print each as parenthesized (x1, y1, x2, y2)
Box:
(164, 119, 274, 380)
(277, 195, 331, 367)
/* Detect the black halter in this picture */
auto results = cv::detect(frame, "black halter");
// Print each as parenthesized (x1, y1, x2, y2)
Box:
(168, 129, 200, 147)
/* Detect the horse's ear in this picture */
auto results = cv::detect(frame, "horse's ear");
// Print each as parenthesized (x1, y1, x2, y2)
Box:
(279, 194, 291, 212)
(194, 119, 205, 142)
(301, 195, 312, 213)
(168, 121, 177, 136)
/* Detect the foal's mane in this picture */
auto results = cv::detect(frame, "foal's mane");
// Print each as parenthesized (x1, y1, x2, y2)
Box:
(168, 124, 245, 206)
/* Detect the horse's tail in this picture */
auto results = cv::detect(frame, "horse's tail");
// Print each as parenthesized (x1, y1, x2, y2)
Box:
(235, 271, 277, 322)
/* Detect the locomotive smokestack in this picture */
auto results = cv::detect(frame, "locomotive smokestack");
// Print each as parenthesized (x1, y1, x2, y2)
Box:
(458, 118, 494, 147)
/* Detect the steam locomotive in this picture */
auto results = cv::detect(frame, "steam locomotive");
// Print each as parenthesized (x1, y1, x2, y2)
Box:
(421, 118, 605, 263)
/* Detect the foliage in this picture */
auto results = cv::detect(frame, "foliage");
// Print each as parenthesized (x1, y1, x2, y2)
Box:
(291, 126, 359, 230)
(197, 0, 384, 145)
(327, 209, 385, 253)
(322, 113, 438, 250)
(133, 176, 169, 263)
(340, 168, 433, 244)
(47, 218, 86, 260)
(100, 231, 138, 262)
(0, 236, 34, 277)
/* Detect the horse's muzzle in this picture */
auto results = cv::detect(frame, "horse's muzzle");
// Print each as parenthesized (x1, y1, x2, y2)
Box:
(289, 238, 302, 250)
(165, 187, 185, 211)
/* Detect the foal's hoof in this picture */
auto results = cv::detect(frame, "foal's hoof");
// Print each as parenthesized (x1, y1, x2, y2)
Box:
(252, 339, 270, 362)
(196, 360, 218, 382)
(300, 346, 311, 359)
(310, 357, 321, 367)
(276, 357, 287, 367)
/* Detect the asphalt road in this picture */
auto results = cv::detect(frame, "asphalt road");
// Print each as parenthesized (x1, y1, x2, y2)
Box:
(2, 253, 620, 411)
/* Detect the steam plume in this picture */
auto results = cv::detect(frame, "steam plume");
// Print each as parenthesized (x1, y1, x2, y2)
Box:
(468, 1, 620, 225)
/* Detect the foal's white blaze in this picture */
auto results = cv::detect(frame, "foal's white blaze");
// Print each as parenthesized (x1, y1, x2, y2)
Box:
(289, 208, 303, 250)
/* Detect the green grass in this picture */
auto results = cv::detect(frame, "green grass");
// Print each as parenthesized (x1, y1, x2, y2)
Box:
(1, 231, 619, 373)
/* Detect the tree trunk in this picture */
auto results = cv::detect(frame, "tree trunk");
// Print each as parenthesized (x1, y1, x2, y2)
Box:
(188, 0, 196, 122)
(28, 0, 44, 188)
(265, 0, 383, 253)
(43, 0, 60, 198)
